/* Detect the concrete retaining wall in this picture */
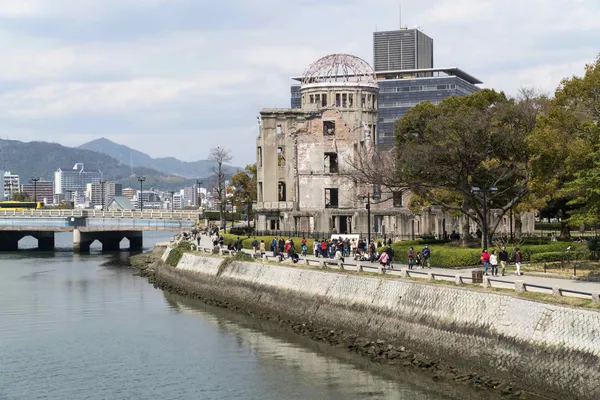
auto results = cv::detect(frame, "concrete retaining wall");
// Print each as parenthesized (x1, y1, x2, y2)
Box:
(156, 253, 600, 400)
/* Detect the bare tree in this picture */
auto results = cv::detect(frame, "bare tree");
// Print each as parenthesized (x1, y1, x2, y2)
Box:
(209, 147, 232, 226)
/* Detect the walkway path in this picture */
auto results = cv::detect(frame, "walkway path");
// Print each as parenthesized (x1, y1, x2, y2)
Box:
(197, 235, 600, 296)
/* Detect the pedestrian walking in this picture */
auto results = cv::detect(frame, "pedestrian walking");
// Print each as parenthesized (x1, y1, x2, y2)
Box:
(407, 247, 415, 270)
(499, 247, 508, 276)
(271, 237, 278, 257)
(251, 237, 259, 253)
(259, 240, 265, 257)
(421, 245, 431, 268)
(385, 245, 394, 268)
(515, 249, 522, 276)
(481, 249, 490, 275)
(490, 250, 499, 276)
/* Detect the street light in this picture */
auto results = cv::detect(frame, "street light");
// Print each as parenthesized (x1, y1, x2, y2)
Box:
(358, 192, 372, 245)
(471, 186, 498, 250)
(137, 177, 146, 211)
(100, 180, 106, 210)
(31, 177, 40, 203)
(169, 191, 175, 214)
(196, 179, 203, 208)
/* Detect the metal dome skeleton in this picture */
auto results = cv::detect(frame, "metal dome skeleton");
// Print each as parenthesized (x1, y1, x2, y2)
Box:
(301, 54, 377, 87)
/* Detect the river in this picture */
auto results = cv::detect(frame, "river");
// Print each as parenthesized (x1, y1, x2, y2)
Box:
(0, 232, 494, 399)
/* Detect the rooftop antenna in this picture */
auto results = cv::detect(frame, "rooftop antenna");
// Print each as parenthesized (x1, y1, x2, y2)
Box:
(399, 3, 402, 29)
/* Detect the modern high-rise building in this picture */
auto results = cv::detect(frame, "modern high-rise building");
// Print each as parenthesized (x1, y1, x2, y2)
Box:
(1, 171, 20, 200)
(54, 163, 102, 203)
(86, 182, 122, 208)
(291, 28, 481, 149)
(376, 67, 481, 149)
(373, 28, 433, 72)
(182, 185, 199, 208)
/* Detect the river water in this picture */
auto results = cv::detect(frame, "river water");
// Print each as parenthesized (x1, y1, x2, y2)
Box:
(0, 232, 493, 400)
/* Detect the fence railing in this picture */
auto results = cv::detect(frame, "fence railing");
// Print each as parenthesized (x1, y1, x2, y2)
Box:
(0, 209, 200, 221)
(193, 245, 600, 303)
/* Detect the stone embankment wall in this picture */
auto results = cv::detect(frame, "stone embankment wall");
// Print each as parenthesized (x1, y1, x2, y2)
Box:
(156, 251, 600, 400)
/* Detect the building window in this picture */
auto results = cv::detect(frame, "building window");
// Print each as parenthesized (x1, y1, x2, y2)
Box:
(270, 219, 278, 230)
(276, 124, 282, 135)
(325, 188, 339, 209)
(342, 93, 347, 108)
(348, 94, 353, 107)
(324, 152, 338, 173)
(323, 120, 335, 136)
(310, 95, 315, 104)
(393, 192, 403, 207)
(321, 93, 327, 107)
(277, 147, 285, 166)
(361, 94, 366, 108)
(336, 93, 341, 107)
(278, 182, 286, 201)
(258, 182, 263, 202)
(258, 147, 263, 167)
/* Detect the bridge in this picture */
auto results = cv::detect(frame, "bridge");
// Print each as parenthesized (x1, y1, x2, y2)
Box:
(0, 209, 198, 252)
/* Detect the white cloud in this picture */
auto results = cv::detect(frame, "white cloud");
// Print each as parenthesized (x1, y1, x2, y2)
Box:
(0, 0, 599, 166)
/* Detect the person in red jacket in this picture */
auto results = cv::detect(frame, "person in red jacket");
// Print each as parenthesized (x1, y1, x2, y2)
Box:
(481, 249, 491, 276)
(515, 249, 522, 276)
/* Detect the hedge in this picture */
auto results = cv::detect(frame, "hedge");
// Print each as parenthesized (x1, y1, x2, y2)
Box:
(376, 241, 588, 268)
(530, 252, 565, 263)
(203, 211, 244, 221)
(220, 234, 316, 252)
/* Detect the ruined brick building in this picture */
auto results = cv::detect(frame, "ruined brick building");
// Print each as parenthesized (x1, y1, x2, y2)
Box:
(255, 54, 439, 237)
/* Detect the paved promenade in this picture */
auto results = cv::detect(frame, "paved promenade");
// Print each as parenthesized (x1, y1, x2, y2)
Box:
(197, 235, 600, 296)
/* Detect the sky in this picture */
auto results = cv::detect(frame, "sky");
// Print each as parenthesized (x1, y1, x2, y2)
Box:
(0, 0, 598, 166)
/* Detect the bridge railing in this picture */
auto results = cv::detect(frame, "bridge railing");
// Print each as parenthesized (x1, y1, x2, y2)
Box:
(0, 209, 200, 221)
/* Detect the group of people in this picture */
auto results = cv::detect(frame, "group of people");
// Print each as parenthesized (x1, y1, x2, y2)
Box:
(406, 245, 432, 269)
(480, 247, 522, 276)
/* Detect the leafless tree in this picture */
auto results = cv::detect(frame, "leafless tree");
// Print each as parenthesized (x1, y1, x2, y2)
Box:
(209, 147, 232, 225)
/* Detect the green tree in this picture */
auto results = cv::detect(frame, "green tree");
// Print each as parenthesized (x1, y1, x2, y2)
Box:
(394, 89, 541, 245)
(529, 55, 600, 231)
(11, 192, 30, 201)
(229, 164, 257, 216)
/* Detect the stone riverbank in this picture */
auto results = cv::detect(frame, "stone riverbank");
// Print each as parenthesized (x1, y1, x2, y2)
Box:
(131, 247, 600, 400)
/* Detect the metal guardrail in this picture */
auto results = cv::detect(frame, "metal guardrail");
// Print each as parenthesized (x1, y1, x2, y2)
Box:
(0, 209, 200, 220)
(206, 248, 600, 303)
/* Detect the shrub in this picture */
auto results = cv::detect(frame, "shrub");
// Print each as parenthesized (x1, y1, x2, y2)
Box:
(203, 211, 244, 221)
(221, 234, 315, 253)
(530, 252, 565, 263)
(165, 241, 193, 267)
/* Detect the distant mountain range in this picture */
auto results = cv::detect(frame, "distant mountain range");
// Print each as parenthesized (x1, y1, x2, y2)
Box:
(0, 139, 226, 191)
(78, 138, 238, 179)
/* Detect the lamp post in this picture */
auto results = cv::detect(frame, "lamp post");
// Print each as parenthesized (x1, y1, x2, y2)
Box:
(196, 179, 202, 208)
(358, 193, 372, 245)
(31, 177, 40, 203)
(509, 207, 513, 242)
(169, 191, 175, 214)
(100, 180, 106, 210)
(137, 177, 146, 211)
(471, 186, 498, 250)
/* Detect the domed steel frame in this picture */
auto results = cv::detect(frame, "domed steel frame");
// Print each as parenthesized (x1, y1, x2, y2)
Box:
(301, 54, 377, 86)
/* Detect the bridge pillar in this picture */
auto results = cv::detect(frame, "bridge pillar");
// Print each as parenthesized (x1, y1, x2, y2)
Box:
(0, 232, 19, 251)
(73, 229, 93, 253)
(37, 232, 55, 251)
(126, 231, 143, 251)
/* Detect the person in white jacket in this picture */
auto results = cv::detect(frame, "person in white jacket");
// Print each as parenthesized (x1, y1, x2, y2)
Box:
(490, 250, 499, 276)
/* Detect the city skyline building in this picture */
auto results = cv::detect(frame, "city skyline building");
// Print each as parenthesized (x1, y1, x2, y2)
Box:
(1, 171, 20, 200)
(373, 28, 433, 72)
(21, 181, 54, 204)
(54, 163, 103, 203)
